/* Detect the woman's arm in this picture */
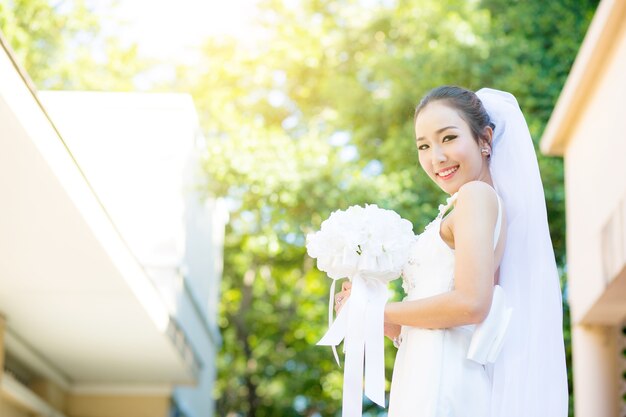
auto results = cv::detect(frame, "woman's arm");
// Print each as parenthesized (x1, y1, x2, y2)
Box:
(384, 181, 499, 329)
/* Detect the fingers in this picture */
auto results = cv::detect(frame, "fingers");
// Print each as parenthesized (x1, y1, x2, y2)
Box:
(334, 292, 345, 309)
(335, 289, 351, 307)
(334, 292, 343, 304)
(334, 290, 350, 314)
(334, 281, 352, 314)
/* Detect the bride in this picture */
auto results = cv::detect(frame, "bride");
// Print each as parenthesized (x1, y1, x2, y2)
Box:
(335, 87, 568, 416)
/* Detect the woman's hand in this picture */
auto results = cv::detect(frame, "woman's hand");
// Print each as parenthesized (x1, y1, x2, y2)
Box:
(334, 281, 351, 314)
(335, 281, 400, 340)
(384, 322, 401, 340)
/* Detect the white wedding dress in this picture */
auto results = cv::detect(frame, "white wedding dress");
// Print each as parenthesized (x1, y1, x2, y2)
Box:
(388, 189, 503, 417)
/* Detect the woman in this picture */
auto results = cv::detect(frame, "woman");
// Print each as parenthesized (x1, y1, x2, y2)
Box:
(335, 87, 568, 416)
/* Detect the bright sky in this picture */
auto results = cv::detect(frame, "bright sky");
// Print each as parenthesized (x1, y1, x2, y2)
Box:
(95, 0, 261, 63)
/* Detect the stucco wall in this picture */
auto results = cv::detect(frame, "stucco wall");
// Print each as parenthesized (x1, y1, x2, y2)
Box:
(0, 398, 32, 417)
(558, 10, 626, 417)
(66, 394, 170, 417)
(563, 19, 626, 324)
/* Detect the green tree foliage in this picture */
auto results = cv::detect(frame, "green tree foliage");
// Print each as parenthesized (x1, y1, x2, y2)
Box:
(200, 128, 392, 416)
(482, 0, 598, 268)
(1, 1, 597, 415)
(185, 1, 597, 415)
(0, 0, 145, 90)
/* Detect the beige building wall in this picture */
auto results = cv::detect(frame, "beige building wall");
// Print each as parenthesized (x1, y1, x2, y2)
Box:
(0, 316, 30, 417)
(66, 394, 170, 417)
(0, 399, 32, 417)
(540, 0, 626, 415)
(0, 386, 172, 417)
(562, 22, 626, 325)
(0, 34, 223, 417)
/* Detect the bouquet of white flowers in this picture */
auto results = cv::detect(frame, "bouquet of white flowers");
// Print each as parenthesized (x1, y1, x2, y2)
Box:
(306, 204, 415, 416)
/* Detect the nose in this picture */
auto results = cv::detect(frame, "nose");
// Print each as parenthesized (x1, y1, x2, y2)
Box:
(431, 145, 447, 165)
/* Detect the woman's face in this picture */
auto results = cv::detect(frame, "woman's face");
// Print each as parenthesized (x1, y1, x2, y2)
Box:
(414, 101, 491, 195)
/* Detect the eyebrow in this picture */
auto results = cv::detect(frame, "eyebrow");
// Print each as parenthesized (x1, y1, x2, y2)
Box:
(416, 125, 458, 142)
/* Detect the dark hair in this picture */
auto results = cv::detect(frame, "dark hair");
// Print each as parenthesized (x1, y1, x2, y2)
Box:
(414, 85, 495, 145)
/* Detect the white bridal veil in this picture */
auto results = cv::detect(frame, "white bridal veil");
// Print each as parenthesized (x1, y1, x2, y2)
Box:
(476, 88, 569, 417)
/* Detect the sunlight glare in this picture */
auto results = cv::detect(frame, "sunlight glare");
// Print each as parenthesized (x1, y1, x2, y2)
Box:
(108, 0, 260, 62)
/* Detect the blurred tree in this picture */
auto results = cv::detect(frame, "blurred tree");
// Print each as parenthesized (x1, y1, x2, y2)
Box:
(199, 127, 393, 416)
(0, 0, 145, 90)
(482, 0, 599, 268)
(1, 0, 598, 415)
(173, 37, 403, 415)
(182, 1, 597, 415)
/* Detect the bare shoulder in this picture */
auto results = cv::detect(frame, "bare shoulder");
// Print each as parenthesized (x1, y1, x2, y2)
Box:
(457, 180, 497, 199)
(454, 181, 498, 218)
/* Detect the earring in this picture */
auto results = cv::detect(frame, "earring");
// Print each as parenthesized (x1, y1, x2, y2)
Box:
(481, 148, 490, 156)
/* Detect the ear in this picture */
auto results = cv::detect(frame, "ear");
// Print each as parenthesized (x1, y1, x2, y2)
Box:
(480, 125, 493, 150)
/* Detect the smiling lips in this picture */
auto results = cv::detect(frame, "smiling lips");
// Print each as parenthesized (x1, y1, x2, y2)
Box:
(436, 165, 459, 179)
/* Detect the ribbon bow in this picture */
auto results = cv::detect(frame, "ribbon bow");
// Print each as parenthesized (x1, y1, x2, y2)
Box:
(467, 284, 513, 364)
(318, 272, 388, 416)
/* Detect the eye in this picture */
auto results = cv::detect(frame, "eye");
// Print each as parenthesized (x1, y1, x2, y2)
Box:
(417, 143, 429, 151)
(442, 135, 457, 142)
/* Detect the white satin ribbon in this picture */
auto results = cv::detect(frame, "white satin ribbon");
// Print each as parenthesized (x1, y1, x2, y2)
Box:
(467, 284, 513, 364)
(317, 272, 388, 416)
